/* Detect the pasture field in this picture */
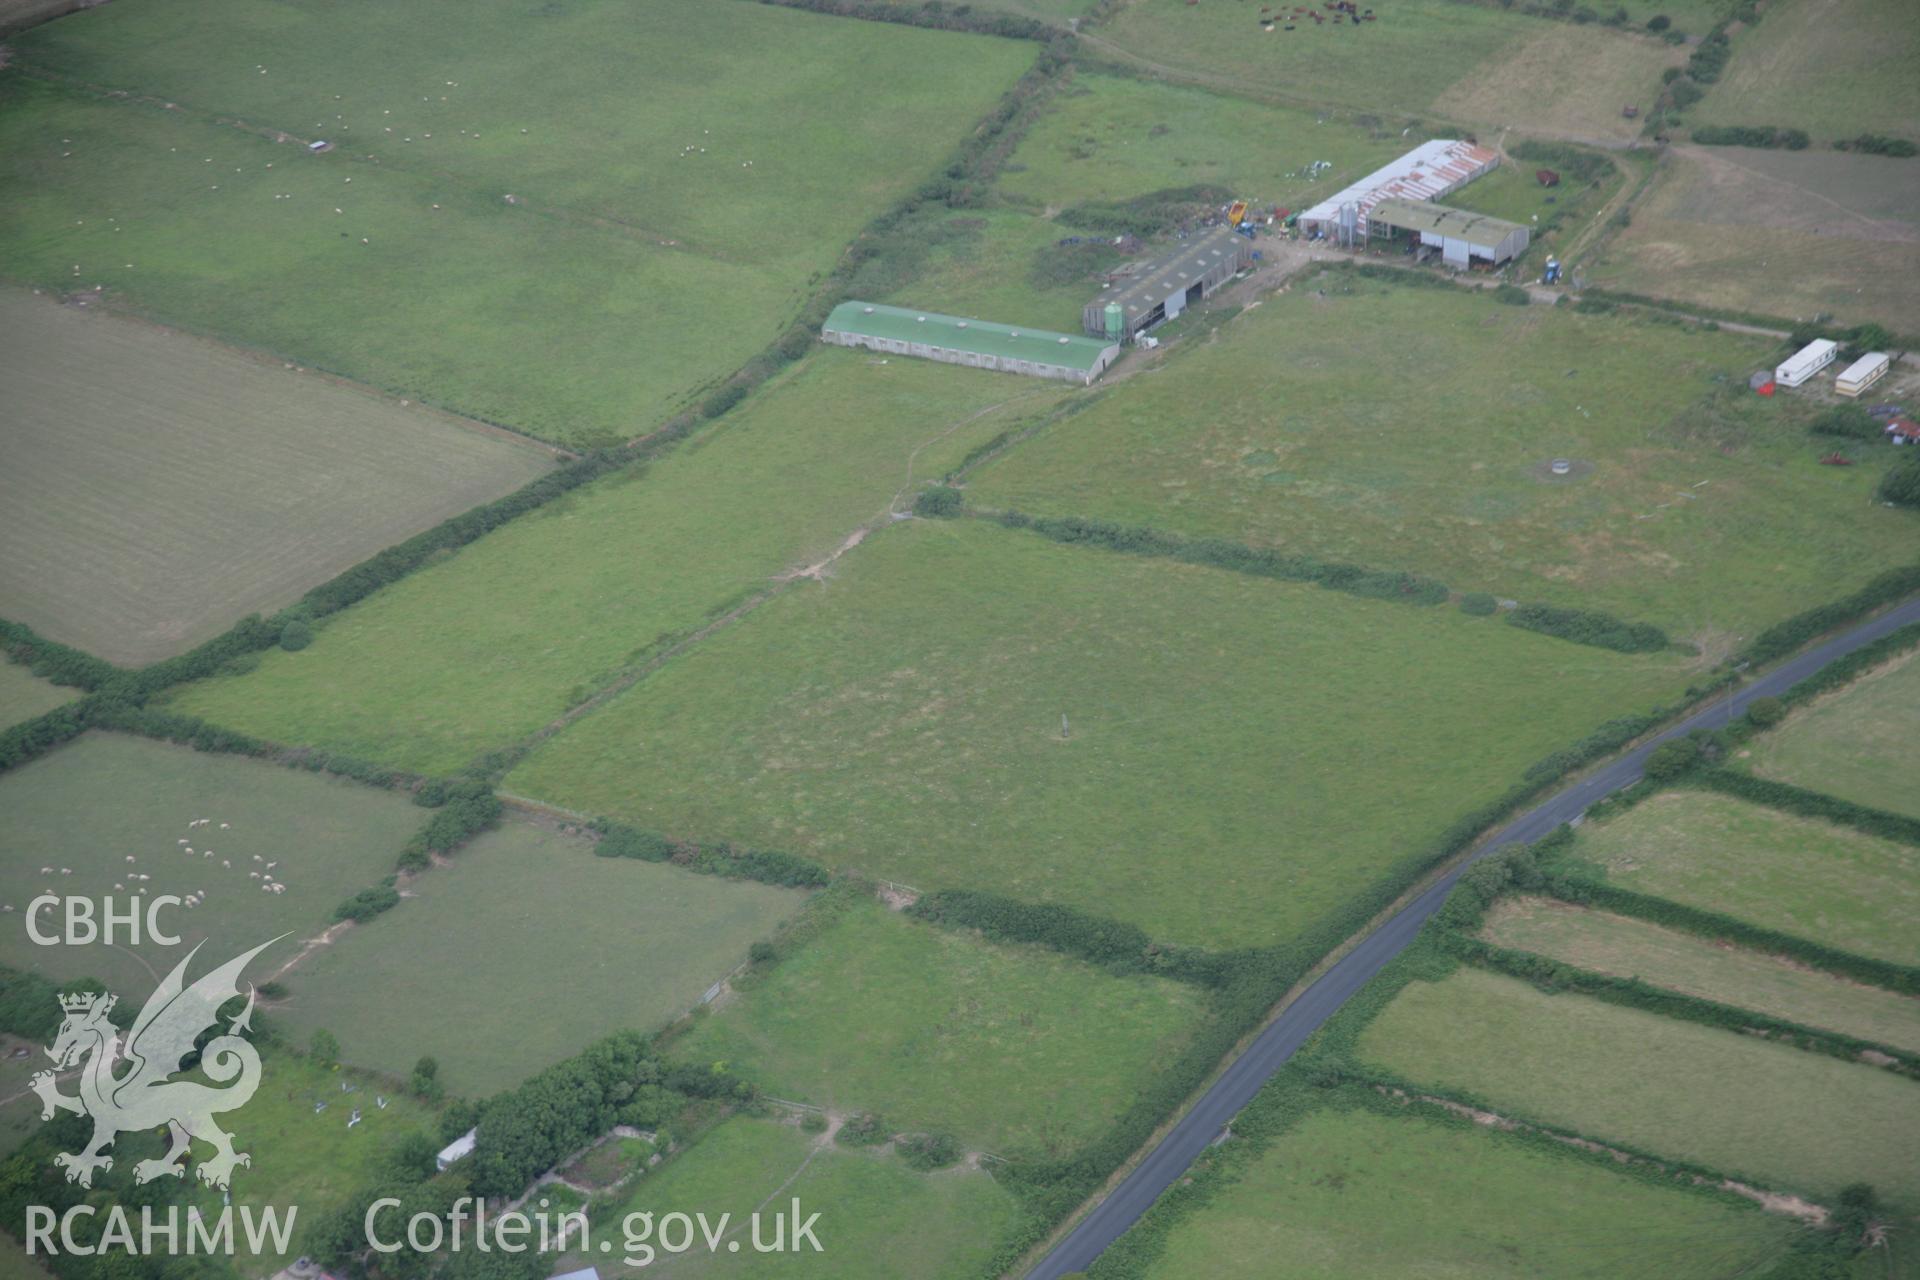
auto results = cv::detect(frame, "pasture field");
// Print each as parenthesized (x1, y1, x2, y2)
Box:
(1430, 22, 1686, 144)
(967, 280, 1915, 638)
(273, 821, 803, 1096)
(0, 287, 555, 666)
(677, 895, 1213, 1157)
(998, 72, 1409, 215)
(1096, 1, 1676, 140)
(1357, 966, 1920, 1208)
(1140, 1101, 1799, 1280)
(0, 732, 424, 997)
(1746, 646, 1920, 820)
(0, 1, 1031, 443)
(576, 1114, 1026, 1280)
(177, 1055, 439, 1270)
(0, 660, 74, 733)
(1480, 897, 1920, 1052)
(1574, 788, 1920, 967)
(169, 350, 1067, 776)
(1588, 145, 1920, 333)
(511, 518, 1687, 949)
(1689, 0, 1920, 143)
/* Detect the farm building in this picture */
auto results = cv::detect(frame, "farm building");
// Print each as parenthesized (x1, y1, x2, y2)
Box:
(1298, 139, 1500, 245)
(822, 301, 1119, 385)
(1368, 199, 1530, 266)
(1775, 338, 1838, 389)
(1081, 225, 1252, 341)
(1887, 416, 1920, 444)
(1835, 352, 1890, 398)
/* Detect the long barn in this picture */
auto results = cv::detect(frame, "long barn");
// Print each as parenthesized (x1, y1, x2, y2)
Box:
(821, 301, 1120, 385)
(1298, 139, 1500, 245)
(1082, 225, 1252, 342)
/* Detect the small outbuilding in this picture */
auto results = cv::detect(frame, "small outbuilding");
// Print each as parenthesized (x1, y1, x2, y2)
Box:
(822, 302, 1119, 385)
(1081, 225, 1251, 341)
(1368, 199, 1531, 266)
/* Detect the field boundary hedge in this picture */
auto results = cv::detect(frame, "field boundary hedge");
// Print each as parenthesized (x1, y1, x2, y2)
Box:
(1447, 931, 1920, 1078)
(753, 0, 1063, 41)
(588, 817, 832, 890)
(922, 499, 1684, 655)
(0, 619, 120, 691)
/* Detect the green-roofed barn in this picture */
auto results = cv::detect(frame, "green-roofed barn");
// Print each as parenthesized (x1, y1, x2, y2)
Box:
(821, 302, 1120, 386)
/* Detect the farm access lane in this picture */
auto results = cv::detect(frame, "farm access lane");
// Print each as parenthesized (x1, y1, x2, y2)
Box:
(1026, 592, 1920, 1279)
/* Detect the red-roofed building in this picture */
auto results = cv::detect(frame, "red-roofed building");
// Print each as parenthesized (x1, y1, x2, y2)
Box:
(1886, 417, 1920, 444)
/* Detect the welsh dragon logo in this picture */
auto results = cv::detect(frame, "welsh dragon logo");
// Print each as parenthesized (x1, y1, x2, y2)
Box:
(32, 937, 282, 1190)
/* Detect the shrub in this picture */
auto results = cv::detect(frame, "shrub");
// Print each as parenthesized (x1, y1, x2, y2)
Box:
(309, 1028, 340, 1065)
(1459, 592, 1498, 617)
(1743, 695, 1784, 728)
(835, 1112, 890, 1147)
(1492, 284, 1531, 306)
(913, 485, 965, 518)
(800, 1111, 828, 1135)
(1642, 737, 1702, 781)
(1506, 602, 1669, 653)
(748, 940, 777, 966)
(332, 884, 401, 923)
(897, 1133, 962, 1171)
(278, 618, 313, 651)
(1878, 457, 1920, 509)
(1691, 125, 1809, 150)
(909, 889, 1152, 972)
(1646, 13, 1670, 29)
(1834, 134, 1918, 158)
(1808, 405, 1882, 441)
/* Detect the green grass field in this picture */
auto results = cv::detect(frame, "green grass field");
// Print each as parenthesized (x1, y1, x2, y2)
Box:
(0, 732, 424, 997)
(272, 821, 802, 1096)
(168, 349, 1067, 775)
(967, 280, 1917, 639)
(0, 659, 74, 733)
(1358, 966, 1920, 1208)
(573, 1114, 1025, 1280)
(1746, 648, 1920, 820)
(178, 1054, 439, 1270)
(678, 895, 1212, 1157)
(1097, 1, 1676, 141)
(511, 517, 1686, 949)
(1574, 788, 1920, 967)
(0, 0, 1031, 444)
(1691, 0, 1920, 142)
(999, 72, 1408, 216)
(1142, 1101, 1799, 1280)
(1481, 897, 1920, 1053)
(1588, 145, 1920, 334)
(0, 287, 555, 665)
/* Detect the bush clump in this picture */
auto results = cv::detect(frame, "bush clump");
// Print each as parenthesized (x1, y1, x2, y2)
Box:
(913, 485, 965, 518)
(1642, 736, 1702, 781)
(1506, 602, 1669, 653)
(897, 1133, 963, 1171)
(332, 883, 401, 923)
(1743, 695, 1784, 728)
(1691, 124, 1809, 150)
(1459, 592, 1498, 617)
(835, 1112, 890, 1147)
(1808, 405, 1882, 441)
(1878, 457, 1920, 509)
(1492, 284, 1531, 306)
(1834, 134, 1918, 158)
(278, 618, 313, 651)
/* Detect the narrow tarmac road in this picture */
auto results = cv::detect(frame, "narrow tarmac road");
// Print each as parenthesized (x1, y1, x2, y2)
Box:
(1028, 594, 1920, 1278)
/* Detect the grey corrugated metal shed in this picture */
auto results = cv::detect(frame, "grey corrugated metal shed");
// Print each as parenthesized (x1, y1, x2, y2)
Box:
(1368, 198, 1530, 265)
(1083, 226, 1251, 339)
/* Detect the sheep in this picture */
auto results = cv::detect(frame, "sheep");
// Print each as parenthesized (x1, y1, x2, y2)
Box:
(253, 855, 263, 862)
(249, 872, 260, 879)
(222, 860, 231, 869)
(39, 867, 50, 875)
(126, 855, 136, 863)
(114, 883, 123, 891)
(60, 868, 71, 876)
(179, 839, 189, 845)
(220, 823, 230, 830)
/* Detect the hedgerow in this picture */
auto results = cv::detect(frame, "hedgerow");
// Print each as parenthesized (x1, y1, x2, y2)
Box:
(331, 883, 401, 924)
(0, 618, 118, 691)
(396, 781, 502, 871)
(1688, 770, 1920, 848)
(1833, 133, 1918, 158)
(1743, 564, 1920, 664)
(1691, 124, 1809, 150)
(1505, 602, 1670, 653)
(588, 819, 830, 889)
